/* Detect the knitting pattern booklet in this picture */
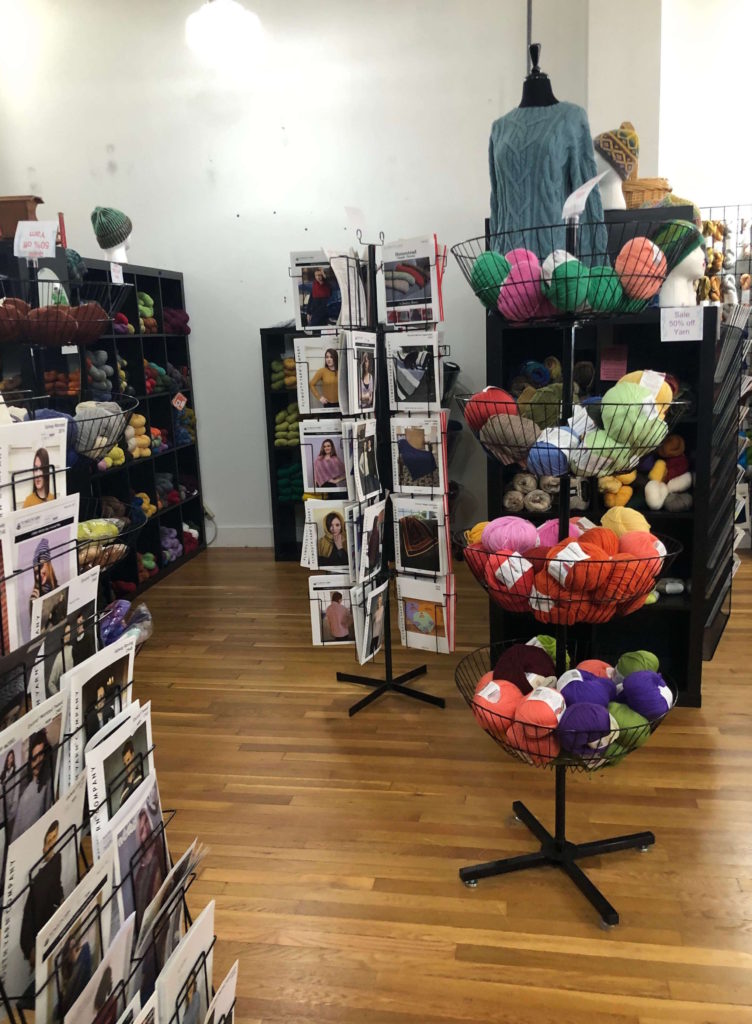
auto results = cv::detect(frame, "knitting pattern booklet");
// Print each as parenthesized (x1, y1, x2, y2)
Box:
(299, 419, 347, 495)
(204, 959, 239, 1024)
(294, 337, 342, 416)
(362, 579, 389, 665)
(396, 574, 456, 655)
(308, 575, 353, 646)
(358, 498, 387, 585)
(156, 899, 214, 1024)
(392, 495, 450, 577)
(353, 419, 380, 503)
(391, 415, 446, 495)
(382, 237, 441, 325)
(64, 911, 135, 1024)
(0, 772, 86, 1009)
(326, 250, 368, 329)
(0, 418, 68, 517)
(386, 331, 441, 412)
(289, 250, 342, 332)
(0, 494, 80, 651)
(347, 331, 377, 415)
(301, 499, 350, 573)
(34, 851, 114, 1024)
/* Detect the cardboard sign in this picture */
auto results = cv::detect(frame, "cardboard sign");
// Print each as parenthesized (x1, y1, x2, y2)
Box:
(600, 344, 628, 381)
(561, 171, 607, 221)
(110, 262, 124, 285)
(660, 306, 703, 342)
(13, 220, 57, 260)
(171, 392, 188, 411)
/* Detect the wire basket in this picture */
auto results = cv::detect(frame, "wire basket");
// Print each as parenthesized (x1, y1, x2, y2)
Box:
(12, 391, 138, 462)
(77, 496, 147, 572)
(456, 530, 681, 624)
(0, 277, 131, 347)
(456, 393, 690, 475)
(455, 641, 674, 772)
(451, 218, 701, 325)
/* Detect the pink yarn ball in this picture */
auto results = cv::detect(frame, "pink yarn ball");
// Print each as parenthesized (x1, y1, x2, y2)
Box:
(498, 259, 542, 321)
(481, 516, 538, 554)
(536, 518, 580, 548)
(506, 248, 540, 269)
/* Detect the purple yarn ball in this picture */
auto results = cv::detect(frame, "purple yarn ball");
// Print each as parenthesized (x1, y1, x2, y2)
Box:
(621, 670, 673, 721)
(558, 702, 618, 757)
(636, 453, 656, 473)
(556, 669, 615, 707)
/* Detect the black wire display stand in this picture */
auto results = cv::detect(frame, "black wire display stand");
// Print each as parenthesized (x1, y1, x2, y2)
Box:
(450, 216, 683, 926)
(334, 240, 445, 716)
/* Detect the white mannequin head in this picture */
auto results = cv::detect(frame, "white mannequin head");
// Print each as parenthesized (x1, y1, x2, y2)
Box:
(103, 236, 131, 264)
(659, 244, 706, 307)
(594, 152, 626, 210)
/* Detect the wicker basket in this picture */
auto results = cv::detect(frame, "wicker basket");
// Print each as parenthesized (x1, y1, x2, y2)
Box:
(622, 159, 672, 210)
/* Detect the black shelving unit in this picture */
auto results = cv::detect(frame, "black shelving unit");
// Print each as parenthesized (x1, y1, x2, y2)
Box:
(484, 304, 743, 707)
(0, 246, 206, 595)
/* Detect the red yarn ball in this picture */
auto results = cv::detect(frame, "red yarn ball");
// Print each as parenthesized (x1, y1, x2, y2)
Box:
(464, 386, 517, 432)
(619, 531, 666, 577)
(463, 542, 487, 583)
(522, 544, 550, 573)
(472, 673, 523, 738)
(577, 658, 615, 678)
(577, 526, 619, 557)
(485, 549, 535, 596)
(599, 552, 644, 602)
(546, 539, 611, 592)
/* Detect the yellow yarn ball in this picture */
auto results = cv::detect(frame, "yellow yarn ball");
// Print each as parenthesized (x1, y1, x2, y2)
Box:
(618, 370, 672, 419)
(648, 459, 667, 482)
(601, 506, 651, 536)
(465, 521, 489, 545)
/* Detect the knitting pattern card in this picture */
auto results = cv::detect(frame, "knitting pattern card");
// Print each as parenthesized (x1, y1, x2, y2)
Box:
(391, 416, 445, 495)
(362, 579, 389, 665)
(289, 251, 341, 332)
(382, 238, 439, 325)
(303, 499, 350, 573)
(299, 420, 347, 495)
(0, 419, 68, 517)
(396, 574, 456, 655)
(64, 911, 135, 1024)
(204, 959, 239, 1024)
(386, 331, 441, 412)
(294, 338, 342, 416)
(392, 496, 449, 577)
(326, 250, 368, 329)
(353, 419, 380, 503)
(156, 900, 214, 1024)
(308, 575, 354, 646)
(347, 331, 377, 415)
(358, 499, 386, 585)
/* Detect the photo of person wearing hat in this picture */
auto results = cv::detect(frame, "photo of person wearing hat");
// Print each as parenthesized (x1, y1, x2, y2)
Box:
(29, 538, 59, 612)
(317, 511, 348, 568)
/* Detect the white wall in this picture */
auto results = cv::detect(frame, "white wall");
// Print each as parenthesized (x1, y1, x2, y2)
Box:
(0, 0, 590, 544)
(587, 0, 662, 175)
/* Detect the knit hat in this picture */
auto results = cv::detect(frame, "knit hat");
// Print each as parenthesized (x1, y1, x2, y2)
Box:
(33, 537, 52, 568)
(653, 219, 705, 265)
(91, 207, 132, 250)
(65, 249, 87, 286)
(593, 122, 639, 181)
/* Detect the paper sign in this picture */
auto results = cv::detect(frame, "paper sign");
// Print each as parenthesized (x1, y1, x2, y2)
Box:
(561, 172, 608, 221)
(61, 346, 78, 355)
(600, 344, 628, 381)
(110, 262, 124, 285)
(660, 306, 704, 342)
(171, 392, 188, 411)
(13, 220, 57, 260)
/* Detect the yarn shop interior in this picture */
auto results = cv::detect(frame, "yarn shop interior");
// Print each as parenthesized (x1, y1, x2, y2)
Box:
(2, 0, 752, 1022)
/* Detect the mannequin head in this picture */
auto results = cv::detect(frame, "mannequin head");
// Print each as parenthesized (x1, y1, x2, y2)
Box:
(654, 220, 706, 307)
(593, 153, 626, 210)
(91, 207, 132, 264)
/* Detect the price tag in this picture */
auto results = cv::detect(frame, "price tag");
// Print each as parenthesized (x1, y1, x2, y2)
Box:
(600, 344, 628, 381)
(171, 392, 188, 411)
(561, 171, 608, 221)
(660, 306, 704, 342)
(110, 262, 124, 285)
(13, 221, 57, 260)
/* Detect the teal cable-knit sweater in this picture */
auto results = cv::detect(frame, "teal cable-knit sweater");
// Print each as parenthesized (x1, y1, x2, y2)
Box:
(489, 101, 606, 263)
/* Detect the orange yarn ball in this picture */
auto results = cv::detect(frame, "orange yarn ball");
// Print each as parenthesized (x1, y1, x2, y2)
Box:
(578, 526, 619, 557)
(619, 531, 666, 577)
(522, 544, 550, 573)
(619, 592, 651, 615)
(546, 539, 611, 592)
(485, 549, 535, 596)
(506, 720, 561, 765)
(599, 552, 644, 601)
(577, 658, 615, 677)
(580, 601, 618, 623)
(615, 237, 667, 299)
(472, 673, 523, 737)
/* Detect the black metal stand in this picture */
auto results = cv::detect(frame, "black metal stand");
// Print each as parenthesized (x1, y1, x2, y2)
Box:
(337, 569, 445, 716)
(458, 765, 654, 926)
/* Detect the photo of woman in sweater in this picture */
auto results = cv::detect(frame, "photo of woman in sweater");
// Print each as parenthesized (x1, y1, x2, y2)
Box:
(309, 348, 339, 409)
(317, 511, 348, 569)
(312, 438, 346, 490)
(21, 448, 56, 508)
(358, 350, 374, 410)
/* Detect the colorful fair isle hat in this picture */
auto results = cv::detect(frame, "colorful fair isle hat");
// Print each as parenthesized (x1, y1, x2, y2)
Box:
(593, 121, 640, 181)
(91, 206, 132, 250)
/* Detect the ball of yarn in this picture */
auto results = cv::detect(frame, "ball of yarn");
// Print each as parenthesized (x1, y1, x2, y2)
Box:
(485, 550, 535, 596)
(522, 544, 550, 573)
(658, 434, 685, 458)
(645, 479, 668, 510)
(619, 531, 666, 576)
(526, 634, 567, 666)
(586, 266, 624, 311)
(615, 650, 659, 682)
(536, 518, 579, 548)
(614, 237, 667, 298)
(558, 703, 618, 759)
(664, 491, 692, 512)
(498, 256, 542, 321)
(538, 475, 560, 494)
(519, 382, 563, 430)
(481, 516, 538, 553)
(576, 526, 618, 557)
(569, 429, 620, 477)
(577, 658, 614, 678)
(546, 539, 610, 592)
(608, 702, 651, 753)
(527, 427, 579, 477)
(619, 592, 654, 615)
(637, 452, 656, 473)
(472, 673, 523, 737)
(621, 670, 673, 720)
(502, 489, 524, 512)
(523, 489, 552, 513)
(462, 542, 487, 584)
(510, 472, 537, 494)
(600, 552, 646, 601)
(480, 413, 541, 461)
(515, 685, 566, 735)
(618, 370, 673, 416)
(544, 356, 562, 381)
(519, 360, 551, 388)
(541, 252, 590, 311)
(506, 247, 540, 270)
(601, 380, 667, 448)
(506, 720, 560, 765)
(487, 589, 530, 614)
(470, 251, 511, 308)
(492, 644, 556, 695)
(601, 506, 651, 537)
(556, 669, 615, 707)
(464, 386, 518, 432)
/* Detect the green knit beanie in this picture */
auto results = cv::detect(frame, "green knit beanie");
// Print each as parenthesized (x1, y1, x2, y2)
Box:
(653, 219, 704, 266)
(91, 206, 132, 250)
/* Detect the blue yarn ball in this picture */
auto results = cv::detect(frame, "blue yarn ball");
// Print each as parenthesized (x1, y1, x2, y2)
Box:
(527, 427, 579, 477)
(556, 669, 615, 707)
(520, 360, 551, 388)
(621, 670, 673, 721)
(558, 703, 618, 757)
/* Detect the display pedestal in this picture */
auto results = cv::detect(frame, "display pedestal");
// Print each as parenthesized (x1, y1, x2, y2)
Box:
(458, 765, 654, 926)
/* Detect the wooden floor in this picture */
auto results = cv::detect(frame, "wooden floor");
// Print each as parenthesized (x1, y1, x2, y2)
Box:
(137, 549, 752, 1024)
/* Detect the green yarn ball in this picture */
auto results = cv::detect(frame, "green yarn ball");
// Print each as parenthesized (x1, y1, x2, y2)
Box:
(569, 428, 620, 477)
(616, 650, 659, 678)
(529, 634, 570, 668)
(542, 258, 589, 312)
(618, 295, 648, 313)
(608, 702, 651, 752)
(470, 251, 511, 309)
(600, 380, 667, 449)
(519, 382, 563, 429)
(586, 267, 624, 312)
